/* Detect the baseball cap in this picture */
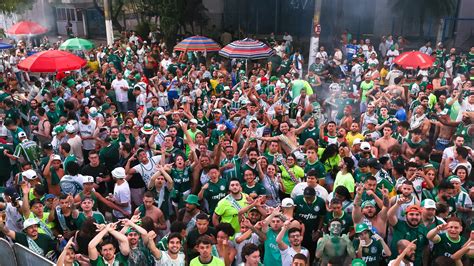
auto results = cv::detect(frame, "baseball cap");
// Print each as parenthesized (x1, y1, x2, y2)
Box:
(447, 175, 461, 184)
(360, 142, 371, 151)
(355, 223, 370, 234)
(352, 258, 367, 266)
(405, 204, 422, 214)
(303, 187, 316, 197)
(260, 76, 268, 82)
(54, 125, 66, 134)
(82, 175, 95, 183)
(42, 143, 53, 150)
(22, 169, 38, 180)
(213, 109, 222, 114)
(23, 218, 40, 230)
(358, 158, 369, 168)
(281, 198, 295, 208)
(189, 119, 198, 124)
(65, 124, 76, 134)
(112, 167, 126, 179)
(353, 138, 362, 145)
(18, 131, 27, 138)
(89, 107, 98, 117)
(158, 115, 167, 120)
(52, 155, 62, 161)
(421, 199, 436, 209)
(44, 194, 56, 200)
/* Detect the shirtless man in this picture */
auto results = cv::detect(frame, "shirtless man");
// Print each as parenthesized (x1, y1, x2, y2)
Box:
(401, 128, 425, 162)
(256, 119, 312, 162)
(352, 184, 389, 238)
(384, 76, 405, 101)
(316, 219, 355, 266)
(374, 125, 398, 156)
(134, 191, 167, 232)
(432, 111, 458, 152)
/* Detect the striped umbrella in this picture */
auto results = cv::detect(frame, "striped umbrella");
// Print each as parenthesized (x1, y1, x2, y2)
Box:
(174, 36, 220, 52)
(219, 38, 274, 60)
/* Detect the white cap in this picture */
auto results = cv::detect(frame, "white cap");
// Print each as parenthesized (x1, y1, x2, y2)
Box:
(18, 131, 27, 138)
(213, 109, 222, 114)
(65, 124, 76, 133)
(353, 138, 362, 145)
(157, 107, 165, 114)
(189, 119, 198, 124)
(89, 107, 98, 116)
(421, 199, 437, 209)
(23, 218, 39, 230)
(52, 155, 62, 161)
(249, 117, 258, 122)
(360, 142, 371, 151)
(82, 81, 90, 88)
(449, 177, 461, 184)
(281, 198, 295, 208)
(0, 125, 8, 137)
(112, 167, 126, 179)
(82, 175, 95, 183)
(22, 169, 38, 180)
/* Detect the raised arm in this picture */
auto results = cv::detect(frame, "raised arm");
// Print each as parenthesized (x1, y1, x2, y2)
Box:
(352, 184, 364, 223)
(108, 223, 130, 256)
(88, 223, 110, 261)
(387, 196, 409, 226)
(276, 220, 290, 250)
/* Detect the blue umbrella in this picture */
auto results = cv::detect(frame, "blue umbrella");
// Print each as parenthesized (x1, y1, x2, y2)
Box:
(0, 42, 13, 50)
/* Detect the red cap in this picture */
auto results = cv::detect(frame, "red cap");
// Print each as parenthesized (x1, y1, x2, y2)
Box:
(260, 76, 268, 82)
(405, 204, 422, 214)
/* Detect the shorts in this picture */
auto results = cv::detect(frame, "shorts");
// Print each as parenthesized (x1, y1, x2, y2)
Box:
(117, 101, 128, 113)
(435, 138, 450, 151)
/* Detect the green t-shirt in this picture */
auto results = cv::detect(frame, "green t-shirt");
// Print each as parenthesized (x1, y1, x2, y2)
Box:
(46, 110, 60, 125)
(353, 238, 384, 266)
(324, 211, 353, 235)
(299, 127, 319, 145)
(279, 165, 305, 194)
(170, 166, 192, 193)
(333, 172, 355, 193)
(74, 212, 106, 228)
(63, 154, 77, 172)
(203, 179, 228, 215)
(90, 253, 129, 266)
(432, 233, 466, 259)
(14, 232, 56, 255)
(190, 256, 225, 266)
(214, 194, 249, 232)
(360, 80, 374, 102)
(390, 221, 428, 266)
(242, 182, 267, 197)
(99, 141, 120, 171)
(294, 195, 327, 239)
(219, 156, 242, 182)
(13, 140, 41, 166)
(264, 229, 289, 266)
(304, 159, 327, 180)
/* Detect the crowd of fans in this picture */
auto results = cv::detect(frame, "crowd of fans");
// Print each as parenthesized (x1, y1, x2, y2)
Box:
(0, 29, 472, 266)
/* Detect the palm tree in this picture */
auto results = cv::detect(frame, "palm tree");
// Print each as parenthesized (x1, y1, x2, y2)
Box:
(391, 0, 458, 37)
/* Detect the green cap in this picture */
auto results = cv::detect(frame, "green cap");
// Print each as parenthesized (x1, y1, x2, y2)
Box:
(361, 200, 376, 209)
(54, 125, 65, 134)
(66, 79, 76, 88)
(355, 223, 370, 234)
(100, 103, 110, 112)
(270, 76, 278, 82)
(185, 194, 200, 206)
(352, 258, 367, 266)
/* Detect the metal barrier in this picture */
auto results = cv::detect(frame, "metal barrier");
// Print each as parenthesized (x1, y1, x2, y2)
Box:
(0, 238, 17, 266)
(13, 242, 54, 266)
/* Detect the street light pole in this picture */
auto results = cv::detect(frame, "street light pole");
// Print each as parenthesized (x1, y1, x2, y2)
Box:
(307, 0, 322, 72)
(104, 0, 114, 46)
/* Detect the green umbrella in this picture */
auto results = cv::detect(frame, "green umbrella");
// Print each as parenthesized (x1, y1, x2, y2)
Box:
(59, 37, 94, 51)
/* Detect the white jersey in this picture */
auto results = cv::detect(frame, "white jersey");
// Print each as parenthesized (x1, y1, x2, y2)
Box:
(280, 247, 309, 266)
(112, 181, 131, 218)
(78, 120, 96, 151)
(132, 155, 162, 186)
(153, 252, 185, 266)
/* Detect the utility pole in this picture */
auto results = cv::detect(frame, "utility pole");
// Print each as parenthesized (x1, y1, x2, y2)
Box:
(104, 0, 114, 46)
(307, 0, 322, 72)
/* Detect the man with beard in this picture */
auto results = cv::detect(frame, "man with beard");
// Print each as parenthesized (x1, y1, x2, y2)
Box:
(433, 181, 457, 216)
(420, 199, 445, 231)
(177, 194, 206, 233)
(390, 180, 419, 221)
(316, 219, 355, 265)
(213, 179, 250, 232)
(148, 231, 185, 265)
(440, 135, 469, 179)
(353, 183, 389, 238)
(88, 222, 130, 266)
(119, 216, 151, 266)
(427, 217, 473, 259)
(262, 207, 289, 266)
(241, 148, 260, 178)
(0, 218, 57, 258)
(81, 151, 110, 196)
(388, 239, 417, 266)
(277, 221, 310, 266)
(388, 203, 428, 266)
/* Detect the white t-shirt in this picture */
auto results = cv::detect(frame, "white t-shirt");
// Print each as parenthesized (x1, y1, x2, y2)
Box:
(154, 252, 185, 266)
(112, 78, 129, 102)
(132, 155, 162, 186)
(280, 247, 309, 266)
(6, 202, 23, 232)
(78, 119, 96, 151)
(67, 135, 84, 165)
(291, 183, 328, 201)
(113, 180, 131, 218)
(388, 260, 413, 266)
(234, 232, 260, 265)
(456, 99, 474, 122)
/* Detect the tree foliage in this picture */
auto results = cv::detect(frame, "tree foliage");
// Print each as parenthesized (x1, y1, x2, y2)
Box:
(0, 0, 34, 13)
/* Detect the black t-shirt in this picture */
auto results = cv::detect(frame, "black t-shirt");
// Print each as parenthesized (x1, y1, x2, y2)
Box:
(53, 209, 78, 234)
(81, 163, 109, 195)
(119, 154, 145, 189)
(15, 232, 56, 255)
(187, 227, 217, 260)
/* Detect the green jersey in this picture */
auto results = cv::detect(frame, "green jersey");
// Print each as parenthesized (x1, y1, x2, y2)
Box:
(219, 156, 242, 182)
(203, 179, 228, 215)
(63, 154, 77, 171)
(324, 211, 353, 235)
(90, 253, 129, 266)
(432, 233, 466, 259)
(263, 151, 277, 165)
(242, 182, 267, 197)
(299, 127, 319, 145)
(294, 195, 327, 239)
(353, 238, 384, 266)
(304, 159, 327, 180)
(170, 166, 192, 193)
(46, 110, 60, 125)
(390, 221, 428, 266)
(13, 140, 41, 167)
(264, 229, 289, 266)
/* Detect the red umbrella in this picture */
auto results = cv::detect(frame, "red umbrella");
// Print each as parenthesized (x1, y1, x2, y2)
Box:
(18, 50, 86, 72)
(394, 51, 435, 69)
(6, 21, 48, 36)
(174, 36, 220, 52)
